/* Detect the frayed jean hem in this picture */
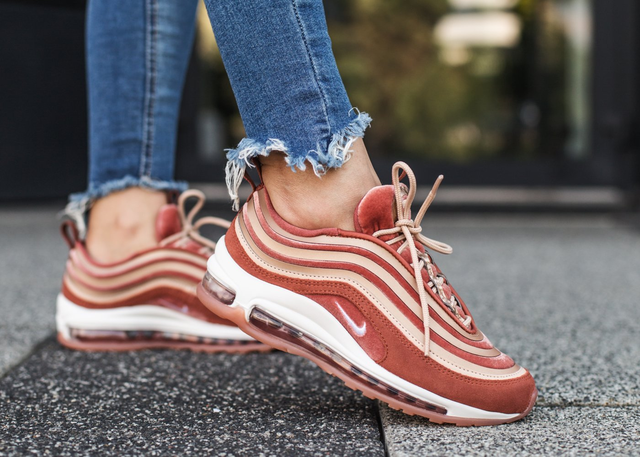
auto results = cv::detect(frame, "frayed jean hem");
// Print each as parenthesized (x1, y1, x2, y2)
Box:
(224, 110, 372, 210)
(63, 176, 188, 238)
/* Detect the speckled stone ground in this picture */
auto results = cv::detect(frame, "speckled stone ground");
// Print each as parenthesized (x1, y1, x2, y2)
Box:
(382, 215, 640, 456)
(380, 404, 640, 456)
(1, 206, 639, 456)
(0, 205, 384, 457)
(0, 340, 383, 456)
(423, 216, 640, 407)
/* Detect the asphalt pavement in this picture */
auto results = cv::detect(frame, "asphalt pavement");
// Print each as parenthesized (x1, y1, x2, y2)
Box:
(1, 205, 639, 456)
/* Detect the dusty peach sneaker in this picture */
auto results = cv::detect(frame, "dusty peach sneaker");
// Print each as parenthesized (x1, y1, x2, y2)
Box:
(57, 190, 264, 352)
(197, 162, 537, 425)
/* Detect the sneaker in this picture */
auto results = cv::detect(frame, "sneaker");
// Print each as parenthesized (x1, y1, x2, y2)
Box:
(197, 162, 537, 425)
(57, 190, 265, 352)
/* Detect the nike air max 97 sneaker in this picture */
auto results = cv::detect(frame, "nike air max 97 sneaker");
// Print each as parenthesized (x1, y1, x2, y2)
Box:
(57, 190, 264, 352)
(197, 162, 537, 424)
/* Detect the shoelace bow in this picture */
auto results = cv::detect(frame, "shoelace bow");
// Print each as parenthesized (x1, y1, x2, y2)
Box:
(159, 189, 230, 255)
(372, 162, 467, 356)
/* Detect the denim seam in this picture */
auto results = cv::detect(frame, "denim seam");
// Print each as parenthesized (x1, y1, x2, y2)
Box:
(140, 0, 158, 178)
(290, 0, 331, 139)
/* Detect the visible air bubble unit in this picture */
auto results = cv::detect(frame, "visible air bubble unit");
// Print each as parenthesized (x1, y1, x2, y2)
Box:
(202, 271, 236, 305)
(67, 328, 254, 346)
(249, 308, 447, 416)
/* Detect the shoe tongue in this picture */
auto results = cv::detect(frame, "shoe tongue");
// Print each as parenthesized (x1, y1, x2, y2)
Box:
(155, 204, 182, 242)
(353, 185, 424, 260)
(353, 185, 397, 236)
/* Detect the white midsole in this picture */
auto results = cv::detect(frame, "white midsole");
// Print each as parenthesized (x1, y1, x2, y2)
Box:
(209, 235, 519, 420)
(56, 293, 254, 341)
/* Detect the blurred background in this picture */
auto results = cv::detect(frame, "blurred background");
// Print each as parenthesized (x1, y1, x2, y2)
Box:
(1, 0, 638, 211)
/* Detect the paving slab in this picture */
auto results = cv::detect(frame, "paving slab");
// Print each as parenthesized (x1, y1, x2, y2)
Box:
(422, 218, 640, 406)
(380, 404, 640, 457)
(0, 207, 67, 374)
(381, 216, 640, 456)
(0, 339, 384, 456)
(3, 206, 640, 455)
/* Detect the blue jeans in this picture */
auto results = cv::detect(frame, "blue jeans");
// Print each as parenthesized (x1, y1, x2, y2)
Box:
(69, 0, 371, 221)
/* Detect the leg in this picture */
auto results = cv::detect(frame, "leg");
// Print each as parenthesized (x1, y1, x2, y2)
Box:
(57, 0, 264, 353)
(73, 0, 198, 262)
(204, 0, 378, 229)
(258, 139, 380, 230)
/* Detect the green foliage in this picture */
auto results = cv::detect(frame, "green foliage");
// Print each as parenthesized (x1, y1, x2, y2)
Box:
(328, 0, 574, 161)
(198, 0, 579, 162)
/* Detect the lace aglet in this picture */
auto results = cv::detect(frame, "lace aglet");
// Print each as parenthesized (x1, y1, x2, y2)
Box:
(430, 175, 444, 196)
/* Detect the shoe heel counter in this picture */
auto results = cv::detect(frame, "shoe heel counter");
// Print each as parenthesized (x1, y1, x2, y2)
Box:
(60, 246, 86, 304)
(224, 215, 250, 267)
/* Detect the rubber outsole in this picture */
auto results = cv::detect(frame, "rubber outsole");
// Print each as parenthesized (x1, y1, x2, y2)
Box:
(56, 291, 268, 353)
(196, 281, 537, 426)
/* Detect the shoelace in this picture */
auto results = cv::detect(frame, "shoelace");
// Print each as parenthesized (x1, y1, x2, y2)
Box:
(372, 161, 464, 356)
(159, 189, 230, 256)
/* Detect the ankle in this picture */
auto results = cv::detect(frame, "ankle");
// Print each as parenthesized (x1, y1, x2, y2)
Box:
(85, 187, 167, 263)
(260, 139, 379, 231)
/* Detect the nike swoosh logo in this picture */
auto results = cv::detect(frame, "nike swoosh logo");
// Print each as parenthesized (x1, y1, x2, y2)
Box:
(335, 302, 366, 337)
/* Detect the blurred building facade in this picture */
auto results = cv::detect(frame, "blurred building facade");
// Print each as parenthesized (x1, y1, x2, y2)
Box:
(1, 0, 639, 205)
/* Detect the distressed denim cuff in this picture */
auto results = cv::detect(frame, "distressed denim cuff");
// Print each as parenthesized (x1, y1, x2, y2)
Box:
(224, 110, 372, 211)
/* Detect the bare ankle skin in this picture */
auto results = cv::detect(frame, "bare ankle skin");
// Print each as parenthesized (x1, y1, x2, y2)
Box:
(85, 187, 167, 263)
(259, 138, 380, 231)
